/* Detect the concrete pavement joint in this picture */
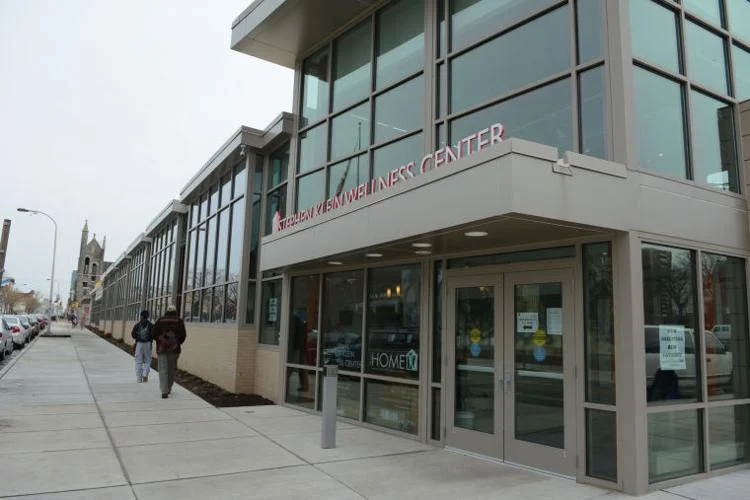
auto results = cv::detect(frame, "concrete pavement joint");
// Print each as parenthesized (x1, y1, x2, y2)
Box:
(222, 410, 367, 499)
(0, 483, 131, 499)
(115, 433, 262, 449)
(70, 333, 139, 500)
(124, 463, 310, 487)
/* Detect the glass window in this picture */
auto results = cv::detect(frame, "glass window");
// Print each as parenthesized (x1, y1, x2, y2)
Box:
(298, 123, 327, 174)
(227, 201, 245, 282)
(321, 270, 364, 371)
(431, 387, 441, 441)
(201, 288, 212, 322)
(216, 209, 229, 283)
(233, 165, 247, 197)
(268, 142, 289, 189)
(642, 244, 698, 404)
(450, 0, 557, 52)
(288, 275, 320, 366)
(375, 0, 424, 89)
(212, 285, 225, 322)
(630, 0, 681, 73)
(296, 170, 326, 212)
(684, 0, 723, 26)
(648, 410, 703, 483)
(259, 279, 282, 345)
(301, 48, 329, 128)
(195, 224, 206, 288)
(328, 154, 369, 199)
(702, 253, 749, 401)
(450, 6, 570, 114)
(366, 265, 421, 380)
(733, 44, 750, 100)
(709, 405, 750, 469)
(584, 243, 615, 405)
(586, 409, 617, 482)
(365, 380, 418, 434)
(330, 102, 370, 161)
(577, 0, 604, 64)
(436, 63, 444, 119)
(221, 175, 232, 206)
(199, 195, 208, 223)
(335, 375, 360, 419)
(686, 21, 729, 95)
(450, 79, 572, 155)
(728, 0, 750, 43)
(209, 186, 218, 216)
(579, 66, 607, 160)
(249, 200, 261, 280)
(690, 91, 738, 192)
(286, 367, 316, 409)
(205, 218, 216, 286)
(372, 133, 423, 181)
(264, 185, 287, 235)
(374, 75, 424, 144)
(633, 67, 687, 179)
(332, 20, 372, 112)
(433, 261, 443, 383)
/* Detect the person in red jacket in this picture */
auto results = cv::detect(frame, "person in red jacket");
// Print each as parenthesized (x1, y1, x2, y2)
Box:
(152, 304, 187, 399)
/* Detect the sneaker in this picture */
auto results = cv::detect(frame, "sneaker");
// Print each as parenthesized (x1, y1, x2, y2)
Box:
(137, 376, 143, 383)
(161, 393, 168, 399)
(143, 376, 148, 383)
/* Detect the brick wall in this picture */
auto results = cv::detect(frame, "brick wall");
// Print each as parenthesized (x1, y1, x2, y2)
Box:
(253, 347, 280, 402)
(179, 323, 240, 392)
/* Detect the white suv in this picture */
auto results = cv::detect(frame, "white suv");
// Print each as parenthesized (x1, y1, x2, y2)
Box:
(0, 317, 13, 359)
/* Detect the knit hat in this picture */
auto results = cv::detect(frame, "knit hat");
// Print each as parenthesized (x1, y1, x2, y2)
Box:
(140, 310, 149, 319)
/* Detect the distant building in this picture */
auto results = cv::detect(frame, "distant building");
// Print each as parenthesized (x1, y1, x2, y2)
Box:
(70, 220, 111, 320)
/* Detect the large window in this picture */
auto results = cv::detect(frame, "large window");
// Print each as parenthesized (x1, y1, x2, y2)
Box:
(147, 220, 178, 319)
(265, 142, 288, 235)
(285, 263, 422, 435)
(183, 160, 246, 323)
(296, 0, 425, 213)
(642, 243, 750, 483)
(630, 0, 741, 193)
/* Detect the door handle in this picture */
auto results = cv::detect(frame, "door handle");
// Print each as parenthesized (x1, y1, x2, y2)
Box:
(505, 378, 512, 393)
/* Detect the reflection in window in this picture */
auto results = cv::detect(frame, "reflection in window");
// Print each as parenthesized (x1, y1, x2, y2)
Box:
(450, 79, 572, 155)
(376, 0, 424, 89)
(586, 409, 617, 482)
(365, 379, 418, 434)
(686, 21, 729, 95)
(330, 102, 370, 161)
(633, 67, 687, 179)
(264, 185, 287, 235)
(328, 154, 369, 199)
(648, 410, 703, 482)
(450, 6, 570, 114)
(288, 275, 320, 366)
(298, 123, 327, 174)
(583, 242, 615, 405)
(335, 375, 360, 419)
(321, 270, 364, 371)
(259, 279, 282, 345)
(372, 133, 423, 181)
(702, 253, 749, 401)
(450, 0, 556, 53)
(296, 170, 326, 212)
(577, 0, 604, 64)
(728, 0, 750, 43)
(268, 142, 289, 190)
(332, 20, 372, 112)
(366, 265, 421, 379)
(642, 244, 698, 404)
(374, 76, 424, 144)
(734, 45, 750, 100)
(300, 48, 329, 128)
(234, 165, 247, 197)
(579, 66, 607, 159)
(227, 201, 245, 283)
(709, 405, 750, 469)
(286, 367, 315, 409)
(684, 0, 722, 26)
(630, 0, 681, 73)
(690, 91, 738, 192)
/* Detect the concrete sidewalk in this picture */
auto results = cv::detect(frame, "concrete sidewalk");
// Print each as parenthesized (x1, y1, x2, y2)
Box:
(0, 324, 747, 499)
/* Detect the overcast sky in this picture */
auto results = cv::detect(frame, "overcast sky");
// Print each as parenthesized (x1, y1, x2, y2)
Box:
(0, 0, 293, 302)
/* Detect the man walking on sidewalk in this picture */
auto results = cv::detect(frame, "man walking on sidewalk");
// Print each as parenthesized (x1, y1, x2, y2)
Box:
(152, 304, 186, 399)
(131, 310, 154, 383)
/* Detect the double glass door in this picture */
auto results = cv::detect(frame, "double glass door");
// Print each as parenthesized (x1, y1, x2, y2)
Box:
(445, 269, 575, 476)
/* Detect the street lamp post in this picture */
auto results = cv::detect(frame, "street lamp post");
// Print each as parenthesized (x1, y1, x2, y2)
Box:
(17, 208, 57, 334)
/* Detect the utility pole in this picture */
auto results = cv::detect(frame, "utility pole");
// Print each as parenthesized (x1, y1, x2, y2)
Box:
(0, 219, 11, 285)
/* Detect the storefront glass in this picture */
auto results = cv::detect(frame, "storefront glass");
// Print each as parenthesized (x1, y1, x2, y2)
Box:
(321, 270, 364, 370)
(288, 275, 320, 366)
(365, 379, 419, 434)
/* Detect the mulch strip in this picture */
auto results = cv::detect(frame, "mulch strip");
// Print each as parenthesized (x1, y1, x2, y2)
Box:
(86, 326, 274, 408)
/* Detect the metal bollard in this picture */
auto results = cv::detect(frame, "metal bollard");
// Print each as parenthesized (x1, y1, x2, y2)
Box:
(321, 362, 338, 449)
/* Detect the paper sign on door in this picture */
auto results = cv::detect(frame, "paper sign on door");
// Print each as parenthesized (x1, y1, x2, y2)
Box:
(517, 312, 539, 334)
(547, 308, 562, 335)
(659, 325, 686, 370)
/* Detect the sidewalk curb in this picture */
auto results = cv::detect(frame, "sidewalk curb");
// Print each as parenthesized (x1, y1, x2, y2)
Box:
(0, 331, 42, 380)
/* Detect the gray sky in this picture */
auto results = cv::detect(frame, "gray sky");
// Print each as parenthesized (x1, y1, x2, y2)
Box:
(0, 0, 292, 302)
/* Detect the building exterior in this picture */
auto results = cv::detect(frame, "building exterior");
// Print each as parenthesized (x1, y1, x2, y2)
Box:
(222, 0, 750, 495)
(70, 220, 110, 322)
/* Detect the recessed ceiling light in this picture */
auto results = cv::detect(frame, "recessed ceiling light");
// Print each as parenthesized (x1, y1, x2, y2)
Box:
(412, 242, 432, 248)
(464, 231, 488, 237)
(328, 261, 343, 265)
(365, 253, 383, 258)
(414, 250, 432, 255)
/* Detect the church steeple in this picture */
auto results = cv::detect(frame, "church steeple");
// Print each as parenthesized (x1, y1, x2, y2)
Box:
(82, 219, 89, 233)
(78, 220, 89, 275)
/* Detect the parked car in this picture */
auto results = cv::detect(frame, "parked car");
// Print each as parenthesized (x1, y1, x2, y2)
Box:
(24, 315, 39, 337)
(2, 315, 30, 347)
(34, 314, 47, 331)
(0, 317, 13, 360)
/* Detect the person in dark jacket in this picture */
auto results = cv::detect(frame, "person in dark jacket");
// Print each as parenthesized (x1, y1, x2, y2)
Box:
(152, 304, 187, 398)
(131, 310, 154, 383)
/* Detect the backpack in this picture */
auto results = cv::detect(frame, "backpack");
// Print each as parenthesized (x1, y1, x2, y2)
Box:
(136, 323, 151, 343)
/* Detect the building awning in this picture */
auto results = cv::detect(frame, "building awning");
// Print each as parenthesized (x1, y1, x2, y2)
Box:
(231, 0, 377, 68)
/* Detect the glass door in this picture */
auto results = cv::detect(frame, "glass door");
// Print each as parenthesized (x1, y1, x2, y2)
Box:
(503, 269, 576, 476)
(445, 275, 503, 457)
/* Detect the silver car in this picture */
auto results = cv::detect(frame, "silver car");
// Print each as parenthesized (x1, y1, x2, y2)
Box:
(3, 315, 30, 347)
(0, 317, 13, 359)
